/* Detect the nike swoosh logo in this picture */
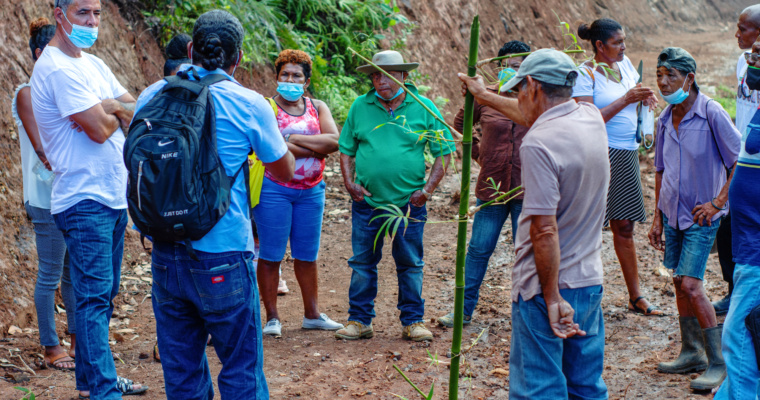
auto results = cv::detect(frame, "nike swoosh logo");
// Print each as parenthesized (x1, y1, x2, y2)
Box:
(158, 139, 175, 147)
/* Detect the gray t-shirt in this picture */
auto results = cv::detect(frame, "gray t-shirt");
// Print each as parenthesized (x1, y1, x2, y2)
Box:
(511, 100, 610, 303)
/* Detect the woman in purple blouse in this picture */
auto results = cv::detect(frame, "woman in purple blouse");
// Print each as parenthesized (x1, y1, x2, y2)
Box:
(648, 48, 741, 392)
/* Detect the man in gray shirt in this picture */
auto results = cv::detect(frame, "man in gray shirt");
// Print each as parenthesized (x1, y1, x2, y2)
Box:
(459, 49, 609, 399)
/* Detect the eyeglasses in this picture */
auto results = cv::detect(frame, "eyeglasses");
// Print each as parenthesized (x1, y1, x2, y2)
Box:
(744, 52, 760, 65)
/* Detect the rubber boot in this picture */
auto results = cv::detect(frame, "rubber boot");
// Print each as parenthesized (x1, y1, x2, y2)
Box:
(690, 326, 727, 391)
(657, 317, 708, 374)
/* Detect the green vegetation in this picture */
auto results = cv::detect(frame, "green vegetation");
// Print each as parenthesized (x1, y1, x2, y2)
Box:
(144, 0, 411, 123)
(13, 387, 35, 400)
(714, 84, 737, 121)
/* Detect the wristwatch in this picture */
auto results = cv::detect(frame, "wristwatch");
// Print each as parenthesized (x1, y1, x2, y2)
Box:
(420, 188, 432, 198)
(284, 134, 291, 142)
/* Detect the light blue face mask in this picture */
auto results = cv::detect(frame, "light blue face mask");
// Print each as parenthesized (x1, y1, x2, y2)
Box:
(660, 78, 690, 105)
(498, 68, 517, 92)
(63, 12, 98, 49)
(277, 82, 305, 102)
(375, 86, 404, 102)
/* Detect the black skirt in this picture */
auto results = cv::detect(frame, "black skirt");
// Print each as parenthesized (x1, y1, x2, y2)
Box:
(606, 148, 647, 224)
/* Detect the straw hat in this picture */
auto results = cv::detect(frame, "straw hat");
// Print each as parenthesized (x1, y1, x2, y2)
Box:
(356, 50, 419, 75)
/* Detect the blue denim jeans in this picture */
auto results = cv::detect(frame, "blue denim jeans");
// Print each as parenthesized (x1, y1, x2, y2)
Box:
(25, 203, 76, 347)
(663, 215, 721, 280)
(347, 200, 426, 326)
(510, 286, 608, 400)
(151, 242, 268, 400)
(714, 263, 760, 400)
(252, 178, 325, 262)
(464, 198, 522, 316)
(53, 200, 127, 398)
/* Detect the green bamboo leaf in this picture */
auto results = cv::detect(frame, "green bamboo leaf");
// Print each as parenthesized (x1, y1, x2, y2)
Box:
(426, 384, 434, 400)
(391, 214, 404, 238)
(369, 213, 399, 224)
(373, 217, 394, 251)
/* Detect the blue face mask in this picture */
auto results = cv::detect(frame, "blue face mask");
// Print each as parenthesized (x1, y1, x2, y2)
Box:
(277, 82, 305, 102)
(498, 68, 517, 91)
(375, 86, 404, 102)
(660, 78, 690, 105)
(63, 12, 98, 49)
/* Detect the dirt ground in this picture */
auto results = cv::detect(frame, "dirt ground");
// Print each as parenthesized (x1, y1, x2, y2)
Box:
(0, 15, 748, 400)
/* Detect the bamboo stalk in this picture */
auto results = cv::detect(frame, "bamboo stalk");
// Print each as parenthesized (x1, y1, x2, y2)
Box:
(449, 15, 479, 400)
(476, 49, 585, 67)
(347, 47, 463, 140)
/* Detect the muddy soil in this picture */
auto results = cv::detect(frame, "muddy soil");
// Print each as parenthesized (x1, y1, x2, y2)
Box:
(0, 3, 751, 400)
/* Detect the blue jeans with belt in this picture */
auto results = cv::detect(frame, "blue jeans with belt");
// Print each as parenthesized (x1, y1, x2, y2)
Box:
(464, 198, 522, 316)
(151, 242, 268, 400)
(509, 286, 608, 400)
(25, 202, 76, 347)
(347, 200, 427, 326)
(53, 200, 127, 398)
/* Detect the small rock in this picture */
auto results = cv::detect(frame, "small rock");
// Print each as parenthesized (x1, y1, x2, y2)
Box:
(7, 326, 22, 335)
(490, 368, 509, 377)
(139, 353, 150, 359)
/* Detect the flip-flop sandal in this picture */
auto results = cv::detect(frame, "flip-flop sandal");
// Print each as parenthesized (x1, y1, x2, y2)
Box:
(44, 352, 75, 371)
(153, 343, 160, 362)
(116, 376, 149, 396)
(628, 296, 665, 317)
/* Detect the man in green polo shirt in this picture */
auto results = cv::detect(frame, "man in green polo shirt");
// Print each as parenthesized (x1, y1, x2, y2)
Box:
(336, 50, 454, 341)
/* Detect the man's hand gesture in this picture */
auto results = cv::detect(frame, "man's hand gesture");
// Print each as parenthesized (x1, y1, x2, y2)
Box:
(546, 297, 586, 339)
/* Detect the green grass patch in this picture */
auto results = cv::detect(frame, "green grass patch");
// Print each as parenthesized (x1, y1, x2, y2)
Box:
(714, 84, 737, 121)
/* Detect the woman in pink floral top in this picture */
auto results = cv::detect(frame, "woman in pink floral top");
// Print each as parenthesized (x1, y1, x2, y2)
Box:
(254, 50, 342, 337)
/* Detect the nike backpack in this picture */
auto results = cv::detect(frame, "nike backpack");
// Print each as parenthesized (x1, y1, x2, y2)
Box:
(124, 68, 245, 257)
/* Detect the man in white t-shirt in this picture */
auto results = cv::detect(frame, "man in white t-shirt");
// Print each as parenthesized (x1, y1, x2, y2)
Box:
(30, 0, 146, 398)
(713, 5, 760, 315)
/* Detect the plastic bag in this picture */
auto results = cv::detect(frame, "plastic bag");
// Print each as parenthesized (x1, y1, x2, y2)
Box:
(249, 153, 265, 208)
(640, 107, 655, 149)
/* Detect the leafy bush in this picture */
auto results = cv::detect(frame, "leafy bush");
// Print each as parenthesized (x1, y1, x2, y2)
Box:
(144, 0, 411, 123)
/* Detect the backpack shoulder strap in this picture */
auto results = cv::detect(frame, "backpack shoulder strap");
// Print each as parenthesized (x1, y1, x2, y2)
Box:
(704, 99, 727, 168)
(266, 97, 279, 117)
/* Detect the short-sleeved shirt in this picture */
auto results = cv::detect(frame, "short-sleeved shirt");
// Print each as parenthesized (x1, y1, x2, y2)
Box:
(30, 46, 129, 214)
(735, 51, 760, 134)
(512, 101, 609, 303)
(134, 64, 288, 253)
(339, 84, 454, 208)
(453, 86, 528, 201)
(265, 97, 324, 189)
(654, 93, 741, 230)
(573, 56, 640, 151)
(13, 82, 52, 209)
(731, 107, 760, 265)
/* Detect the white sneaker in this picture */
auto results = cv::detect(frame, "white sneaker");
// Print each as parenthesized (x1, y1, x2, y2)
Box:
(302, 313, 344, 331)
(262, 319, 282, 337)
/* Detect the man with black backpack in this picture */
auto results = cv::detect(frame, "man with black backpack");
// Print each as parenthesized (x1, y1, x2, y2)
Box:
(129, 10, 293, 399)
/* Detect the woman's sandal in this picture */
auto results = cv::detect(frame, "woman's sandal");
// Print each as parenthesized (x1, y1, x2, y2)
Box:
(44, 352, 75, 371)
(628, 296, 665, 316)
